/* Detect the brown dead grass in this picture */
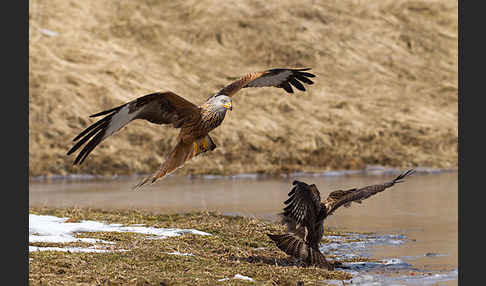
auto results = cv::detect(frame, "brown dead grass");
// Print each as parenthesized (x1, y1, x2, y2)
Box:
(29, 0, 458, 177)
(29, 207, 357, 285)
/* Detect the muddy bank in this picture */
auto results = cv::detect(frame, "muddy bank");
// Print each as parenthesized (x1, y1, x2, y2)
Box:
(29, 0, 458, 177)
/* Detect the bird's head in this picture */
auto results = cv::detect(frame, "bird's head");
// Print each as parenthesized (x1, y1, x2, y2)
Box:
(209, 95, 232, 112)
(292, 180, 307, 186)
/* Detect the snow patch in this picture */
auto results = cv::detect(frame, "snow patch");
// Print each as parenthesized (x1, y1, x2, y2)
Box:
(29, 214, 211, 253)
(218, 274, 254, 282)
(166, 252, 194, 256)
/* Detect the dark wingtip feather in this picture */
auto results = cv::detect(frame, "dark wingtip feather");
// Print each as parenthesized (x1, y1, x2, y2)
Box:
(288, 185, 297, 196)
(72, 116, 111, 142)
(295, 67, 312, 71)
(89, 105, 123, 118)
(67, 121, 108, 156)
(68, 118, 109, 165)
(295, 75, 314, 85)
(279, 81, 294, 93)
(298, 72, 316, 78)
(289, 78, 306, 91)
(393, 168, 416, 184)
(283, 197, 294, 206)
(73, 131, 105, 165)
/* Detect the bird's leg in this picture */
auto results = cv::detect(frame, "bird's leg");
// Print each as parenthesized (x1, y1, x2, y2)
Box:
(194, 136, 215, 154)
(201, 137, 209, 151)
(193, 142, 200, 154)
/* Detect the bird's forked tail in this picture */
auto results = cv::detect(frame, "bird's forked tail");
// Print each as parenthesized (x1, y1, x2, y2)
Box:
(133, 135, 216, 190)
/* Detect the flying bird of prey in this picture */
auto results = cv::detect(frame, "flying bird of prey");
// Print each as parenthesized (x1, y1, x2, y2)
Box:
(267, 169, 415, 270)
(66, 68, 316, 189)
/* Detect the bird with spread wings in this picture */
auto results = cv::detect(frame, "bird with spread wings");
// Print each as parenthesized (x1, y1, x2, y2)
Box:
(267, 169, 415, 270)
(67, 68, 316, 189)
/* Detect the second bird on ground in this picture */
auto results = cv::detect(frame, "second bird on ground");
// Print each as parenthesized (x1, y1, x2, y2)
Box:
(267, 169, 416, 270)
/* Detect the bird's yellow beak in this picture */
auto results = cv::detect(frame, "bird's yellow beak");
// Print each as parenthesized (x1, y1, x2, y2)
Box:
(223, 102, 232, 110)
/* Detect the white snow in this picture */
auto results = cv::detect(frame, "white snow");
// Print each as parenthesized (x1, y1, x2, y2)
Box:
(29, 214, 211, 253)
(166, 251, 194, 256)
(234, 274, 254, 281)
(217, 274, 254, 282)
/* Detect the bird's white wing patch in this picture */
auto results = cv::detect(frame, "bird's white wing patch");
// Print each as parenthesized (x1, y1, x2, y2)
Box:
(103, 105, 141, 140)
(245, 70, 292, 87)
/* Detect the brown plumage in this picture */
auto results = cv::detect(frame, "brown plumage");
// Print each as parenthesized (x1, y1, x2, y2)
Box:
(267, 169, 415, 269)
(66, 68, 315, 189)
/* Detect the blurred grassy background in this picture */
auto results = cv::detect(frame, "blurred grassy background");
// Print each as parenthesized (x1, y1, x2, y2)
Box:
(29, 0, 457, 177)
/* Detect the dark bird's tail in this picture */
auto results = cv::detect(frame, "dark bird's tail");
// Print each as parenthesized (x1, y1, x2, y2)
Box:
(266, 233, 332, 269)
(267, 233, 306, 258)
(307, 246, 331, 269)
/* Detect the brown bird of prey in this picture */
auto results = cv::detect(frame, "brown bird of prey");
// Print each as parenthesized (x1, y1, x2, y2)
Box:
(66, 68, 315, 189)
(267, 169, 415, 270)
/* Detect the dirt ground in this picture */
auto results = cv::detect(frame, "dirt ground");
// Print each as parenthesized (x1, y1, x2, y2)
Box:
(29, 0, 458, 177)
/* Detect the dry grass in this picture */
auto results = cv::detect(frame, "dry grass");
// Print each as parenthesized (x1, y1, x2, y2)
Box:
(29, 0, 458, 177)
(29, 207, 363, 285)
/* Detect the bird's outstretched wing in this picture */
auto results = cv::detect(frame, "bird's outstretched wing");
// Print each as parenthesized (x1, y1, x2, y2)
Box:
(281, 180, 323, 230)
(67, 91, 201, 165)
(324, 169, 416, 216)
(215, 68, 315, 97)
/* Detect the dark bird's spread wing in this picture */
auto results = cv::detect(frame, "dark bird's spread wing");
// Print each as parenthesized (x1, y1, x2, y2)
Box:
(215, 68, 315, 97)
(324, 169, 416, 216)
(282, 180, 323, 230)
(67, 91, 201, 165)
